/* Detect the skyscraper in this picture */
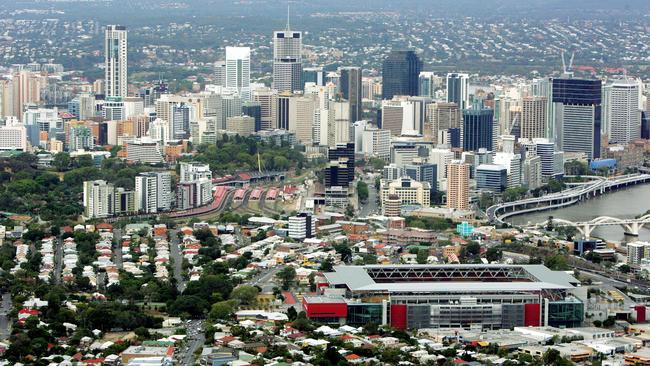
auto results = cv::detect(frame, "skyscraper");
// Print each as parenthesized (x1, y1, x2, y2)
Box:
(339, 67, 363, 123)
(83, 180, 115, 219)
(382, 51, 422, 100)
(521, 96, 548, 139)
(418, 72, 439, 98)
(462, 101, 494, 152)
(171, 103, 190, 139)
(552, 78, 602, 159)
(253, 87, 278, 130)
(446, 73, 470, 110)
(105, 25, 128, 98)
(225, 47, 251, 100)
(426, 102, 461, 144)
(273, 14, 302, 93)
(242, 101, 262, 132)
(447, 161, 470, 211)
(603, 79, 641, 144)
(135, 172, 173, 213)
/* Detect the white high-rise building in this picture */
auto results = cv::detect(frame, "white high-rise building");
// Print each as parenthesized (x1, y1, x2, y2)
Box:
(83, 180, 115, 219)
(288, 213, 316, 240)
(135, 172, 173, 213)
(179, 162, 212, 183)
(603, 79, 642, 144)
(273, 15, 302, 93)
(105, 25, 128, 98)
(225, 47, 251, 101)
(0, 121, 27, 151)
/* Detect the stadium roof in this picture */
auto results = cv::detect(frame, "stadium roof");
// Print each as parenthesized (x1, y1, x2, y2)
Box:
(324, 264, 578, 293)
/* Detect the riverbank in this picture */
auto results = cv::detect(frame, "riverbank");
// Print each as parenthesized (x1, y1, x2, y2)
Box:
(507, 184, 650, 243)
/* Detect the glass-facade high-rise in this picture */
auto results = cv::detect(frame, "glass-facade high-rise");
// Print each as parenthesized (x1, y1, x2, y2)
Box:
(462, 102, 494, 152)
(447, 73, 469, 110)
(382, 51, 422, 100)
(552, 78, 602, 159)
(339, 67, 363, 123)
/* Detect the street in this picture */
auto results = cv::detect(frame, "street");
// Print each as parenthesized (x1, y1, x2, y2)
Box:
(250, 265, 284, 293)
(0, 292, 12, 341)
(169, 229, 187, 292)
(53, 236, 63, 284)
(177, 320, 204, 366)
(359, 175, 379, 217)
(113, 228, 124, 269)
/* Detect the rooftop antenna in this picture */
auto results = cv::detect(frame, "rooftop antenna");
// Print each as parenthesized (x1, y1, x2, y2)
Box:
(561, 51, 575, 78)
(286, 3, 291, 31)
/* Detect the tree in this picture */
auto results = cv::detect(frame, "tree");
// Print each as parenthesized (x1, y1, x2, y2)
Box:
(209, 300, 236, 321)
(369, 158, 386, 170)
(478, 193, 494, 209)
(485, 247, 502, 262)
(545, 254, 569, 271)
(416, 249, 429, 264)
(357, 181, 369, 202)
(53, 152, 71, 171)
(319, 258, 334, 272)
(276, 266, 296, 290)
(620, 264, 631, 274)
(543, 348, 561, 365)
(286, 306, 298, 321)
(334, 243, 353, 263)
(230, 285, 259, 306)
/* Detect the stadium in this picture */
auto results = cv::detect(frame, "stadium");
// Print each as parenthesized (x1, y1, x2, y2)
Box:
(303, 264, 584, 330)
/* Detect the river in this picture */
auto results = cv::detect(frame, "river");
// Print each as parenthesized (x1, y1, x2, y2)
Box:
(507, 184, 650, 243)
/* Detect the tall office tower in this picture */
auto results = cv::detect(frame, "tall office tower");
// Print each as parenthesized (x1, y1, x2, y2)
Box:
(642, 111, 650, 140)
(381, 98, 419, 136)
(382, 50, 422, 100)
(446, 73, 470, 110)
(302, 67, 325, 87)
(253, 87, 278, 130)
(273, 15, 302, 92)
(289, 94, 316, 144)
(446, 161, 470, 210)
(521, 96, 548, 139)
(277, 92, 291, 130)
(242, 101, 262, 132)
(328, 100, 351, 146)
(462, 101, 494, 152)
(83, 180, 115, 219)
(105, 25, 128, 98)
(103, 97, 125, 121)
(214, 61, 226, 87)
(135, 172, 173, 213)
(73, 93, 96, 120)
(427, 102, 461, 144)
(603, 79, 641, 144)
(225, 47, 251, 100)
(324, 142, 355, 187)
(339, 67, 363, 123)
(171, 103, 190, 139)
(418, 72, 438, 98)
(407, 96, 432, 136)
(552, 78, 602, 159)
